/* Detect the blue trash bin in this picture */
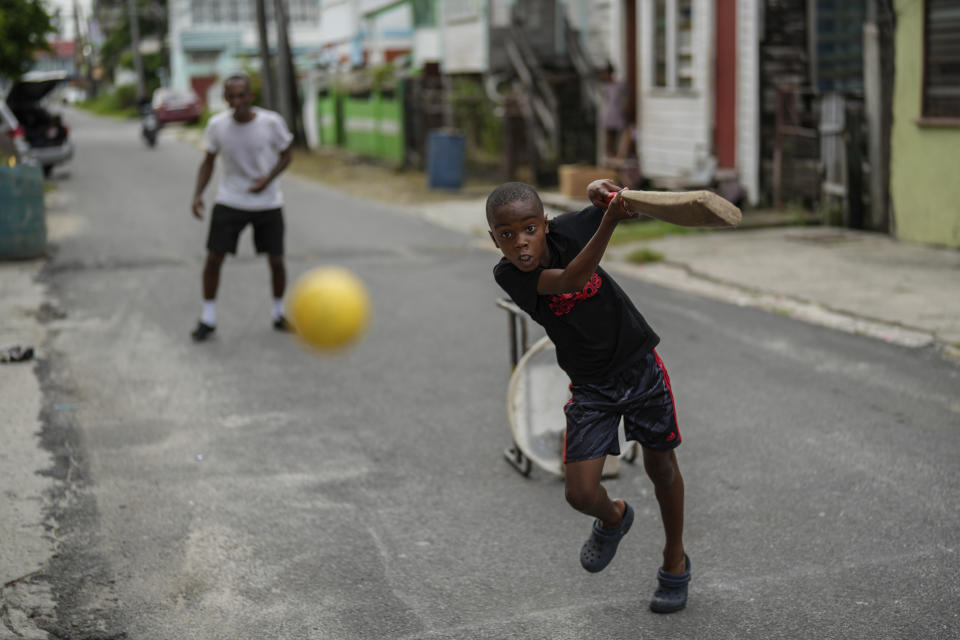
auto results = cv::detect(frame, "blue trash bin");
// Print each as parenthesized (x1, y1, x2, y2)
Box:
(0, 164, 46, 260)
(427, 130, 465, 189)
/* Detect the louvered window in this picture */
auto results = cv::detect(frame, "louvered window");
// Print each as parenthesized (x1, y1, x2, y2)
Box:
(924, 0, 960, 118)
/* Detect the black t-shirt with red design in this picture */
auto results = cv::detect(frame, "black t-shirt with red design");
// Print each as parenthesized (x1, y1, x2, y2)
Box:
(493, 205, 660, 384)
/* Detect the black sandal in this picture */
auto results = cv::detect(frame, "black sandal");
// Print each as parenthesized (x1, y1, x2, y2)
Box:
(649, 553, 691, 613)
(579, 502, 634, 573)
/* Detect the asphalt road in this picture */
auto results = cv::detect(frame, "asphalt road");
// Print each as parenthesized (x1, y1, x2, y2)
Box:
(29, 109, 960, 640)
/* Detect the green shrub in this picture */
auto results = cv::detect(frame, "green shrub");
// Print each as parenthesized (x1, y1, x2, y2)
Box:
(78, 86, 139, 118)
(111, 84, 139, 110)
(451, 76, 502, 157)
(117, 51, 164, 97)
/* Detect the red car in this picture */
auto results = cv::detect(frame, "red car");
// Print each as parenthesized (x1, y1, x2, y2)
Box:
(150, 88, 202, 125)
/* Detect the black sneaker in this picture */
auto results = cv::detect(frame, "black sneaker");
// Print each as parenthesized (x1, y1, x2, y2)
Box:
(191, 321, 216, 342)
(273, 316, 292, 332)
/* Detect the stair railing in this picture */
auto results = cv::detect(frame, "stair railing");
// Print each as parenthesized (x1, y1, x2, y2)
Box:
(563, 15, 603, 114)
(504, 24, 559, 163)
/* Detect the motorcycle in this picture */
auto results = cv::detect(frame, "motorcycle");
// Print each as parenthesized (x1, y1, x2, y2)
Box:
(139, 100, 159, 148)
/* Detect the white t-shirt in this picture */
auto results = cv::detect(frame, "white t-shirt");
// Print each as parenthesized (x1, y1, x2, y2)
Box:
(204, 107, 294, 211)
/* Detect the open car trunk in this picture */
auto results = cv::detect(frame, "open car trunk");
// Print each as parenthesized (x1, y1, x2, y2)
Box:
(10, 105, 68, 147)
(5, 72, 69, 149)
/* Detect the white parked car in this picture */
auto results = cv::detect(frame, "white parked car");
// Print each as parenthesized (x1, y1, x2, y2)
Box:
(0, 70, 74, 176)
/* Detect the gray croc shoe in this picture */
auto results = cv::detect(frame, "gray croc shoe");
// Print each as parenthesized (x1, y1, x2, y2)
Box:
(580, 502, 634, 573)
(649, 554, 691, 613)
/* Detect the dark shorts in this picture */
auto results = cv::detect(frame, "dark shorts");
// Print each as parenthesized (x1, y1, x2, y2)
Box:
(563, 349, 681, 463)
(207, 204, 284, 256)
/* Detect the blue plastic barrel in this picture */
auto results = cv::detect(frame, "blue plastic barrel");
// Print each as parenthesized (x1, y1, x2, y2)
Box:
(0, 164, 46, 259)
(427, 130, 465, 189)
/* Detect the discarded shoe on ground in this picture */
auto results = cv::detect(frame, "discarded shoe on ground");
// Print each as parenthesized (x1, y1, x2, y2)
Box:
(1, 345, 34, 363)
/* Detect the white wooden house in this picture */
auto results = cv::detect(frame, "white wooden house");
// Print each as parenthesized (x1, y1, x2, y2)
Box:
(521, 0, 761, 205)
(634, 0, 761, 205)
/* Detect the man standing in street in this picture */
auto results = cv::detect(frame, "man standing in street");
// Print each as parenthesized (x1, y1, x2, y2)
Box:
(190, 73, 294, 342)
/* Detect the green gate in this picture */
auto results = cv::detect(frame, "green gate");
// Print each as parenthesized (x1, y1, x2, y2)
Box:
(317, 90, 342, 147)
(320, 88, 404, 166)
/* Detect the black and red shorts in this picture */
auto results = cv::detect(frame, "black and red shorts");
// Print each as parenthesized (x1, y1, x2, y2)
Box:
(563, 349, 681, 463)
(207, 204, 284, 256)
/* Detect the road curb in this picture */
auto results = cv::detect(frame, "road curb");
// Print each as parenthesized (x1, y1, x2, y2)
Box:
(607, 258, 942, 350)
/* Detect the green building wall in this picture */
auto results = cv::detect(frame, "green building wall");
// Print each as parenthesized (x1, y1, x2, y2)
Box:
(890, 0, 960, 248)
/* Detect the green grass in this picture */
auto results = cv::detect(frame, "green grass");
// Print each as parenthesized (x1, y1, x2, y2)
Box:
(76, 92, 138, 119)
(625, 247, 665, 264)
(610, 219, 703, 244)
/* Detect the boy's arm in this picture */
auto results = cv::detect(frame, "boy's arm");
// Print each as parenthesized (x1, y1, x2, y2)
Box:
(191, 151, 217, 219)
(536, 183, 629, 296)
(249, 144, 293, 193)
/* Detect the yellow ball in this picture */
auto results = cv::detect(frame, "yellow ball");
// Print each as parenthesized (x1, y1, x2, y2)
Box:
(286, 267, 371, 350)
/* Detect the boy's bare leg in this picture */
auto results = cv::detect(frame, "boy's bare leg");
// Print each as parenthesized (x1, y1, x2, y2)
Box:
(564, 457, 626, 530)
(642, 448, 686, 574)
(267, 254, 285, 298)
(202, 252, 225, 300)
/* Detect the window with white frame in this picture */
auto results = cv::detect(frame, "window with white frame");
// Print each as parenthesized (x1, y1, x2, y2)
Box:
(288, 0, 319, 24)
(445, 0, 480, 22)
(189, 50, 220, 64)
(191, 0, 250, 24)
(652, 0, 694, 91)
(412, 0, 437, 27)
(189, 0, 316, 26)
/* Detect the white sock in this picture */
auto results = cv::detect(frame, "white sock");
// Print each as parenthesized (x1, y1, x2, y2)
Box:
(272, 298, 284, 320)
(201, 301, 216, 326)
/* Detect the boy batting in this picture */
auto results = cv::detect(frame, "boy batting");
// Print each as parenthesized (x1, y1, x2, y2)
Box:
(487, 179, 690, 613)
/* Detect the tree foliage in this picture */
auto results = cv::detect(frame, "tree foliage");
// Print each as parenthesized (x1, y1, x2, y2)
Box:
(0, 0, 55, 80)
(97, 0, 167, 77)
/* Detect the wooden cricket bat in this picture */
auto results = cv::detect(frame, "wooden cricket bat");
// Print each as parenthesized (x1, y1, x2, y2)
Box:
(613, 189, 742, 228)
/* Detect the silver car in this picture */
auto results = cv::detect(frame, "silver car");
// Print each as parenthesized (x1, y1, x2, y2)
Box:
(1, 70, 74, 176)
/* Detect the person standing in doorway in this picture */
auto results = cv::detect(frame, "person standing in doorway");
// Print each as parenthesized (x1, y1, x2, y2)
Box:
(190, 73, 294, 342)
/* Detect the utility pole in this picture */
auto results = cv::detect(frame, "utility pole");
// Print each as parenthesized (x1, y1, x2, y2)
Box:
(72, 0, 84, 75)
(255, 0, 274, 109)
(273, 0, 293, 128)
(273, 0, 303, 143)
(127, 0, 145, 99)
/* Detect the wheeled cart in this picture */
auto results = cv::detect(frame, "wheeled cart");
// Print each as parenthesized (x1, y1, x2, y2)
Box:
(496, 298, 638, 478)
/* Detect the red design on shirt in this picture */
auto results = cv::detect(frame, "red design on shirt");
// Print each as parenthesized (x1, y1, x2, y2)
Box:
(549, 273, 602, 316)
